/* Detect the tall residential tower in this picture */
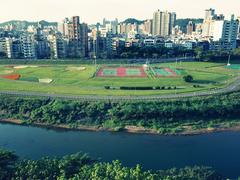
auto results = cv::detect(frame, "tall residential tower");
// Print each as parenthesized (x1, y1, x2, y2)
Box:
(152, 10, 176, 37)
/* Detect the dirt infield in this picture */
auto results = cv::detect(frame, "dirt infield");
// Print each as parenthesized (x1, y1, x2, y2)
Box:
(96, 66, 147, 78)
(2, 74, 21, 80)
(13, 65, 38, 69)
(66, 66, 86, 71)
(39, 79, 53, 84)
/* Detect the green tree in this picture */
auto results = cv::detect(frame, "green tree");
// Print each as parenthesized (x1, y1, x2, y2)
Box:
(183, 75, 194, 82)
(0, 149, 18, 179)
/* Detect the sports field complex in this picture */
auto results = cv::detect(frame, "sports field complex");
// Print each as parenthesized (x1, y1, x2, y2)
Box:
(0, 61, 239, 96)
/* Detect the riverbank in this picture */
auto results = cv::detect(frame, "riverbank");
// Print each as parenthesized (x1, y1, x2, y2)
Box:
(1, 118, 240, 136)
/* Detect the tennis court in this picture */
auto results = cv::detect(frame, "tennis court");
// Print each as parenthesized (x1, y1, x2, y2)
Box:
(152, 67, 179, 77)
(126, 69, 142, 76)
(225, 64, 240, 70)
(96, 66, 147, 78)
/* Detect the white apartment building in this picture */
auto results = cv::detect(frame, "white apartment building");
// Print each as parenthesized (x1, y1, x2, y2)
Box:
(47, 35, 58, 59)
(0, 38, 13, 58)
(58, 18, 70, 37)
(21, 34, 36, 59)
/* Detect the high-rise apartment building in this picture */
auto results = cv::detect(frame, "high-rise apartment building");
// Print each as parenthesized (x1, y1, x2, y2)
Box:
(48, 35, 68, 59)
(205, 8, 215, 20)
(202, 9, 225, 37)
(221, 15, 239, 49)
(170, 12, 177, 34)
(160, 11, 171, 36)
(35, 27, 50, 59)
(80, 23, 89, 57)
(59, 16, 89, 58)
(186, 21, 196, 35)
(68, 16, 81, 41)
(211, 20, 225, 41)
(12, 40, 22, 59)
(20, 34, 36, 59)
(209, 15, 239, 50)
(152, 10, 161, 36)
(143, 19, 153, 35)
(237, 17, 240, 37)
(58, 18, 70, 37)
(117, 23, 137, 35)
(0, 38, 13, 58)
(152, 10, 176, 37)
(103, 18, 119, 34)
(47, 35, 58, 59)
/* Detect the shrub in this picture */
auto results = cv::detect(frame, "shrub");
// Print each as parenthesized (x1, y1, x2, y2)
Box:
(193, 85, 200, 88)
(183, 75, 193, 82)
(120, 87, 153, 90)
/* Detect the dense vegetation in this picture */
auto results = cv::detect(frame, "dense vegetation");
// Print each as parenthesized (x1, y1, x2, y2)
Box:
(0, 91, 240, 133)
(195, 48, 240, 62)
(0, 149, 222, 179)
(117, 46, 194, 59)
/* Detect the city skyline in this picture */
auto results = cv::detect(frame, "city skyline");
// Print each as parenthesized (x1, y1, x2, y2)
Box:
(1, 0, 240, 24)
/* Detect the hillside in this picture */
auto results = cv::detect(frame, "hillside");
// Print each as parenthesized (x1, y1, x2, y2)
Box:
(0, 20, 57, 29)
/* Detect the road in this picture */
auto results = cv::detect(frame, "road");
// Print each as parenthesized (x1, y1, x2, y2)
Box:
(0, 76, 240, 101)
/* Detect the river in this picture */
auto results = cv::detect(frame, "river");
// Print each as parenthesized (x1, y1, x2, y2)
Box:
(0, 123, 239, 178)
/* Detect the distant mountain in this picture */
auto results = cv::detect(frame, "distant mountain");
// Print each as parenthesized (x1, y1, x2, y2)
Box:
(0, 20, 57, 29)
(122, 18, 144, 24)
(38, 20, 58, 27)
(121, 18, 203, 28)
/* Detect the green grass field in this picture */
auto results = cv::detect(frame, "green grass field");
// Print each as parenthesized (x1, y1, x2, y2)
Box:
(0, 61, 239, 96)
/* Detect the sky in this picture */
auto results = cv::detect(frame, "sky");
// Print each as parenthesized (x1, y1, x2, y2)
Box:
(1, 0, 240, 24)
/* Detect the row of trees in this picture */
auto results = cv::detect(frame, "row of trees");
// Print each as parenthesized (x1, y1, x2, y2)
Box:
(117, 46, 194, 59)
(194, 48, 240, 61)
(0, 149, 222, 179)
(0, 92, 240, 129)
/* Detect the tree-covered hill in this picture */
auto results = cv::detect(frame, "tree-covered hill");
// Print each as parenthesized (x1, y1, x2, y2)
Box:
(0, 20, 57, 29)
(122, 18, 144, 24)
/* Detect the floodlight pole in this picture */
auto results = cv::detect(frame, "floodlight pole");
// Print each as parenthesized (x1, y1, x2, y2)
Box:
(93, 55, 97, 71)
(227, 52, 231, 66)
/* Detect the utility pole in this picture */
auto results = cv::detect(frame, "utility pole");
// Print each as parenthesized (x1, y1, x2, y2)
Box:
(94, 38, 97, 71)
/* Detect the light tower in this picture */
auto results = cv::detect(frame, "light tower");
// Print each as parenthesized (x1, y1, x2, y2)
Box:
(227, 52, 231, 66)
